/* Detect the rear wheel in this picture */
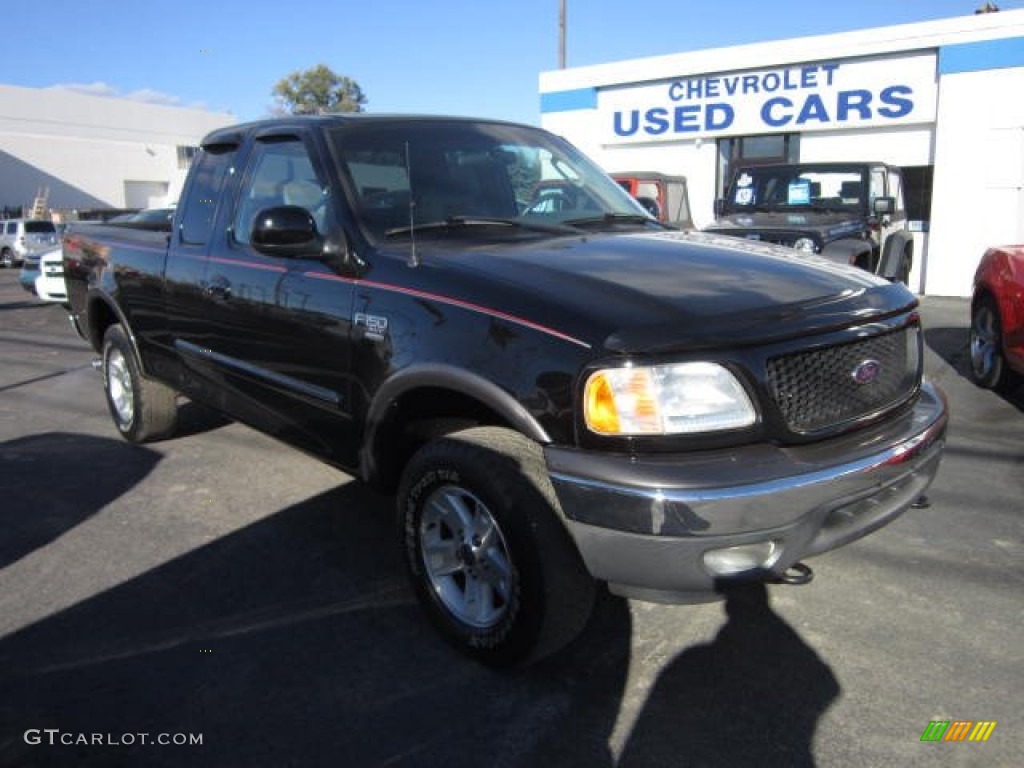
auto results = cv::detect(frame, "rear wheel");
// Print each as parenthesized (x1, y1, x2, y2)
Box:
(0, 248, 12, 268)
(398, 426, 595, 667)
(970, 296, 1017, 391)
(102, 324, 178, 442)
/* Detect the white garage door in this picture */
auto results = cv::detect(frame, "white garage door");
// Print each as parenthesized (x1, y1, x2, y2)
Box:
(124, 180, 170, 209)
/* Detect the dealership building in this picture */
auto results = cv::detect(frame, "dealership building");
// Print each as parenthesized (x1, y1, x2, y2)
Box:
(0, 84, 234, 218)
(540, 10, 1024, 297)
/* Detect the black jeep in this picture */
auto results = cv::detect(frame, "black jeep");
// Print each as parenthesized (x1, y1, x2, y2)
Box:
(707, 162, 914, 284)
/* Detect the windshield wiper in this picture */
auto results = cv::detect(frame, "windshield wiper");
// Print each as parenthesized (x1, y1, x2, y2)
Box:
(562, 213, 665, 229)
(385, 216, 576, 239)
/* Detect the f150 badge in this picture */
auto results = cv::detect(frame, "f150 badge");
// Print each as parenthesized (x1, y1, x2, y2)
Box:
(354, 312, 389, 341)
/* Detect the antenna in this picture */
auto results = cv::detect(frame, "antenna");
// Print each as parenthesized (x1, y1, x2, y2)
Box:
(405, 141, 420, 268)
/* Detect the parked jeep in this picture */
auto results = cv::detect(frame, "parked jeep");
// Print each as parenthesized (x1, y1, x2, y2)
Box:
(612, 172, 693, 230)
(707, 162, 913, 284)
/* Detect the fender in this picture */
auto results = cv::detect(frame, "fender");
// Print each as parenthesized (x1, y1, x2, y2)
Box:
(820, 238, 871, 269)
(84, 289, 149, 375)
(878, 230, 914, 280)
(360, 363, 553, 484)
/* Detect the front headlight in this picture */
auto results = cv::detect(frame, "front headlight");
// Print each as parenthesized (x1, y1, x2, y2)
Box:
(584, 362, 757, 435)
(792, 237, 818, 253)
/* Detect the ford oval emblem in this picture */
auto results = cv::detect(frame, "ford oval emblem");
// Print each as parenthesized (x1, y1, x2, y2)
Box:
(852, 359, 882, 385)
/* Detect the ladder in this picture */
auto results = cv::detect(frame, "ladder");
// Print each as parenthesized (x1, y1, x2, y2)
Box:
(29, 187, 49, 219)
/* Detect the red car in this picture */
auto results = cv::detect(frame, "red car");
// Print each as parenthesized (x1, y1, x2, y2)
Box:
(971, 245, 1024, 390)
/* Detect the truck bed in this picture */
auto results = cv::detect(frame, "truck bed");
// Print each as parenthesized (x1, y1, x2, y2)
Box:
(63, 221, 172, 350)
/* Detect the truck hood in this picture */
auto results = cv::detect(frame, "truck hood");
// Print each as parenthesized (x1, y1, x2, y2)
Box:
(401, 230, 915, 355)
(706, 211, 864, 239)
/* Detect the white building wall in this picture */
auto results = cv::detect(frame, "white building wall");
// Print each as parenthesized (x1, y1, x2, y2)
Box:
(0, 84, 234, 212)
(798, 126, 934, 167)
(927, 66, 1024, 296)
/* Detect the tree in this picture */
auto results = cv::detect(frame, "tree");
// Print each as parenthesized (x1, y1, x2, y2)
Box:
(272, 64, 367, 115)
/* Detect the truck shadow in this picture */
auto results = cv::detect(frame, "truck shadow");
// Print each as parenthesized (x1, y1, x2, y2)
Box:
(172, 401, 234, 439)
(618, 583, 840, 768)
(0, 432, 161, 569)
(924, 326, 1024, 410)
(0, 481, 837, 767)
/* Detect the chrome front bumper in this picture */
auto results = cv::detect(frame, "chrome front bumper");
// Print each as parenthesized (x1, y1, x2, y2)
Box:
(545, 382, 948, 603)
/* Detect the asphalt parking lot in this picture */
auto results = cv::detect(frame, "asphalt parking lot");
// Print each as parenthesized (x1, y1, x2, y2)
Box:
(0, 268, 1021, 767)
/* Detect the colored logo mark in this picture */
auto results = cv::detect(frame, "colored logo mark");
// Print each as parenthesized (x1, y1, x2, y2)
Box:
(851, 358, 882, 385)
(920, 720, 997, 742)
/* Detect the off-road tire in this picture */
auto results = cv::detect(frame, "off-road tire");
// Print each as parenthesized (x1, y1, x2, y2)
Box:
(102, 324, 178, 443)
(398, 426, 595, 667)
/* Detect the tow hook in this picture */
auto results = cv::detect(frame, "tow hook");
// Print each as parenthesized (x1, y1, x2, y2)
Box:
(771, 562, 814, 586)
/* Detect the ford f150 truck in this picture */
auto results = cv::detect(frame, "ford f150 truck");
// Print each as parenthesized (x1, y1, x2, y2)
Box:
(64, 116, 947, 667)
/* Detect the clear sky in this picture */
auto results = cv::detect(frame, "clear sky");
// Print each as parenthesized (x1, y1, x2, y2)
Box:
(3, 0, 1021, 126)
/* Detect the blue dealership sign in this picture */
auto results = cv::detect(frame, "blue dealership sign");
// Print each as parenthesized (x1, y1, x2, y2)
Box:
(593, 52, 938, 143)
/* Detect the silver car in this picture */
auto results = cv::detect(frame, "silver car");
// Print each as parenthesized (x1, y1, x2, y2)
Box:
(1, 219, 59, 268)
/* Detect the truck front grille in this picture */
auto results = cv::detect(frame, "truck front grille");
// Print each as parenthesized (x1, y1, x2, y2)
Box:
(766, 326, 920, 434)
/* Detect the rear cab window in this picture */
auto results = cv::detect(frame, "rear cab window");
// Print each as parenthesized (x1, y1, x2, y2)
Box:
(179, 144, 238, 246)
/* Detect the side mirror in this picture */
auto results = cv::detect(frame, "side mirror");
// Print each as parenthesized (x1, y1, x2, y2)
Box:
(635, 196, 662, 220)
(250, 206, 322, 257)
(714, 198, 727, 217)
(873, 196, 895, 216)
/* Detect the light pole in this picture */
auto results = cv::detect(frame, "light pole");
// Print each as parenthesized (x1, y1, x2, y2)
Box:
(559, 0, 567, 68)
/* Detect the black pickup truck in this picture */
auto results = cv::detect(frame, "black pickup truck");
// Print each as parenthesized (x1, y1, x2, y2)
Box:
(64, 115, 947, 666)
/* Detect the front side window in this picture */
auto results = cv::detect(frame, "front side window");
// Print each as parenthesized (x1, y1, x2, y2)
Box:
(233, 139, 328, 245)
(869, 169, 886, 208)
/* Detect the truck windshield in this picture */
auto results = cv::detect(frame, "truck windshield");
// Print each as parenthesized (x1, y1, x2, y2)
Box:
(724, 166, 867, 213)
(328, 120, 653, 241)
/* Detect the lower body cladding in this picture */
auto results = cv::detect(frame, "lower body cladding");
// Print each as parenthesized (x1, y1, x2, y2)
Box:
(545, 382, 947, 603)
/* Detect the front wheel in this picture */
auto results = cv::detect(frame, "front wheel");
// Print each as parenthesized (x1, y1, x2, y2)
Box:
(896, 250, 912, 286)
(0, 249, 12, 268)
(970, 296, 1018, 391)
(398, 427, 595, 667)
(102, 324, 178, 442)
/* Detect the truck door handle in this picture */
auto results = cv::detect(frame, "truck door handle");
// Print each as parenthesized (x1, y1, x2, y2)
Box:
(205, 276, 232, 300)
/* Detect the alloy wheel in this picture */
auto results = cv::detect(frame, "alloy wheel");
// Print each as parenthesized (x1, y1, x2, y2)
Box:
(419, 484, 514, 629)
(970, 303, 1000, 382)
(106, 348, 135, 427)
